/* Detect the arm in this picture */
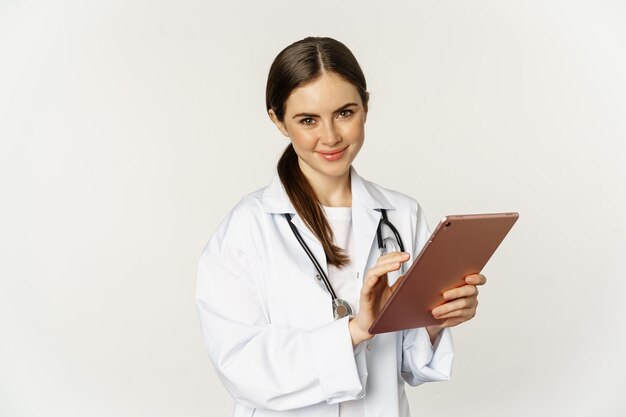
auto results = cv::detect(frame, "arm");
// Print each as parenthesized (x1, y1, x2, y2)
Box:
(195, 209, 365, 411)
(400, 326, 453, 386)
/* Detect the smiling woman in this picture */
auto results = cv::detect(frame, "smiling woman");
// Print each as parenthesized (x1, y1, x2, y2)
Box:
(195, 37, 486, 417)
(273, 74, 365, 192)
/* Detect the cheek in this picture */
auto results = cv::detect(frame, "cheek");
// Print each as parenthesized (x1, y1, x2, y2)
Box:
(289, 129, 317, 150)
(342, 121, 365, 143)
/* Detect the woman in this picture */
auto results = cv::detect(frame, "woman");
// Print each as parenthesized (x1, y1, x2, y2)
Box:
(196, 37, 486, 417)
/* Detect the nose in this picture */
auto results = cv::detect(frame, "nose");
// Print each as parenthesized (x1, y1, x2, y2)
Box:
(319, 120, 342, 146)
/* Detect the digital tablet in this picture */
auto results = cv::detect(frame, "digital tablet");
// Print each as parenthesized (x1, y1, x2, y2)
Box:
(368, 212, 519, 334)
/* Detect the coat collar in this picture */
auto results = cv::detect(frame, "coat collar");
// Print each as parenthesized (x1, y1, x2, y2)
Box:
(261, 166, 393, 279)
(261, 166, 393, 214)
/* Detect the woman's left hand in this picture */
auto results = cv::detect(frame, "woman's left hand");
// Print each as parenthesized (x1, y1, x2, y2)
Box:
(425, 273, 487, 342)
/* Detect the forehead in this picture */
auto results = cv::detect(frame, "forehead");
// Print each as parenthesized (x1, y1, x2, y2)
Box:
(284, 72, 361, 115)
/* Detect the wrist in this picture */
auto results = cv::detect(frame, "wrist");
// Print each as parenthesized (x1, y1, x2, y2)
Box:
(349, 317, 373, 347)
(425, 325, 443, 345)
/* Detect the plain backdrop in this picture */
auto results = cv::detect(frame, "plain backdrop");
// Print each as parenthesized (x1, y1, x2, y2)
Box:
(1, 1, 625, 416)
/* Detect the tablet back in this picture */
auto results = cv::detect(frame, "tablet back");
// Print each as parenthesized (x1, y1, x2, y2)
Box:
(369, 212, 518, 334)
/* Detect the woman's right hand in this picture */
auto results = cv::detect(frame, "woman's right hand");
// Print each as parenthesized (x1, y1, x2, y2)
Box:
(349, 252, 411, 346)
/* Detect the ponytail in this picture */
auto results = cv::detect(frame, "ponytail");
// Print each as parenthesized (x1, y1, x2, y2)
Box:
(277, 144, 349, 268)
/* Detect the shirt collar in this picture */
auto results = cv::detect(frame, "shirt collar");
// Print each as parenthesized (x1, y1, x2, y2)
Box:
(261, 166, 394, 214)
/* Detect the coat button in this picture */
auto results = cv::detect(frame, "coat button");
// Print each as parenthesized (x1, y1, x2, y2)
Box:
(366, 343, 372, 351)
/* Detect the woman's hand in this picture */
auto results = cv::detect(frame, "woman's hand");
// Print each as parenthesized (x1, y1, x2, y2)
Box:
(425, 273, 487, 343)
(349, 251, 410, 346)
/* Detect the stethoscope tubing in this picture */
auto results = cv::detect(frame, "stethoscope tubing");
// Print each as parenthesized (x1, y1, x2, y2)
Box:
(284, 213, 339, 300)
(284, 209, 404, 306)
(377, 209, 405, 254)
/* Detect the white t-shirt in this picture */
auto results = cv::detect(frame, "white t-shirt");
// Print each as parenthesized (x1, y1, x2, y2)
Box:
(323, 206, 364, 417)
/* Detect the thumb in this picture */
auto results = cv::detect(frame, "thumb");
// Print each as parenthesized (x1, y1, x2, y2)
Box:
(389, 275, 405, 293)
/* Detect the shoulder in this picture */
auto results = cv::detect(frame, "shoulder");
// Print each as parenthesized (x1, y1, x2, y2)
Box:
(216, 186, 268, 236)
(200, 186, 269, 268)
(210, 174, 289, 240)
(232, 187, 266, 217)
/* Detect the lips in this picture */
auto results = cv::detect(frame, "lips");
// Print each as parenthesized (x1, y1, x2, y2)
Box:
(317, 146, 348, 161)
(318, 147, 347, 155)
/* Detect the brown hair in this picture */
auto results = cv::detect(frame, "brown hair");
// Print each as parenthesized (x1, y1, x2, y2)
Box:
(266, 37, 368, 268)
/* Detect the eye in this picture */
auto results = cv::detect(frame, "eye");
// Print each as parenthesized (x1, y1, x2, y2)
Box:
(299, 117, 315, 126)
(338, 109, 353, 118)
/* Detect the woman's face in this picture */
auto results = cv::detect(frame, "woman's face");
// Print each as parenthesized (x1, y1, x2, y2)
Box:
(269, 72, 367, 185)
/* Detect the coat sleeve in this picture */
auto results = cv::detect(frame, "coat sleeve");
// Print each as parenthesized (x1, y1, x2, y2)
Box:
(400, 201, 454, 386)
(195, 202, 366, 411)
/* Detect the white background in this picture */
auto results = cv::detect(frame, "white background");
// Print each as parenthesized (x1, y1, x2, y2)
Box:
(1, 1, 625, 416)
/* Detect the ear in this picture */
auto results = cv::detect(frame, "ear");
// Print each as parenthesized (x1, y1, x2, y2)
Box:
(268, 108, 290, 137)
(363, 92, 369, 123)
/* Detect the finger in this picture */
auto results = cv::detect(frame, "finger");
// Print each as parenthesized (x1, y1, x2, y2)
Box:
(443, 285, 478, 301)
(434, 307, 476, 321)
(365, 261, 403, 282)
(465, 273, 487, 285)
(389, 275, 405, 293)
(432, 297, 476, 318)
(438, 316, 468, 329)
(361, 274, 380, 294)
(361, 268, 392, 296)
(360, 276, 390, 307)
(375, 251, 410, 266)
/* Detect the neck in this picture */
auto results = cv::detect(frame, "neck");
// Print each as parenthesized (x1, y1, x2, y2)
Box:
(299, 162, 352, 207)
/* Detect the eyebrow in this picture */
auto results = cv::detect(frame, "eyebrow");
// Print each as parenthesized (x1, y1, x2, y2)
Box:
(291, 102, 359, 119)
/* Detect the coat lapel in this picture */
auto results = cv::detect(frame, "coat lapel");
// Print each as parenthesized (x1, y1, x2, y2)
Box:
(351, 203, 381, 281)
(349, 168, 393, 279)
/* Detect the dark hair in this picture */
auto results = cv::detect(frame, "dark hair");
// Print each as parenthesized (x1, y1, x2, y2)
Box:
(266, 37, 368, 268)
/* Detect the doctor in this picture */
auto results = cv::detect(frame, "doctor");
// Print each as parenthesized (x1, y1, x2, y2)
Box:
(196, 37, 486, 417)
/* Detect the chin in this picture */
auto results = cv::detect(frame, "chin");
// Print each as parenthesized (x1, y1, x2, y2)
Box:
(319, 163, 351, 178)
(299, 155, 354, 181)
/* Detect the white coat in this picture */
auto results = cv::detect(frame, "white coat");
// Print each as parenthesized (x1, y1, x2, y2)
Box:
(196, 167, 453, 417)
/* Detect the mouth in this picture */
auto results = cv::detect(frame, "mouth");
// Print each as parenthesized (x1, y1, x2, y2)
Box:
(317, 146, 349, 161)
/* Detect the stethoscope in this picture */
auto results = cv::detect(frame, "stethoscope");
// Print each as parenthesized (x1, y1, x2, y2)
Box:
(284, 209, 405, 320)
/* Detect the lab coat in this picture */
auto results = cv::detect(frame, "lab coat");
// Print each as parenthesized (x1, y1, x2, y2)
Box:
(196, 167, 453, 417)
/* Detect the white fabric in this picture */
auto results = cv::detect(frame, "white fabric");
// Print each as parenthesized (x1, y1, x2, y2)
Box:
(323, 206, 364, 417)
(323, 206, 359, 315)
(195, 167, 454, 417)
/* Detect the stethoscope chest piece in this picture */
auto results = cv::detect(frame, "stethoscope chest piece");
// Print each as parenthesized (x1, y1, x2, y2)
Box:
(332, 298, 354, 320)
